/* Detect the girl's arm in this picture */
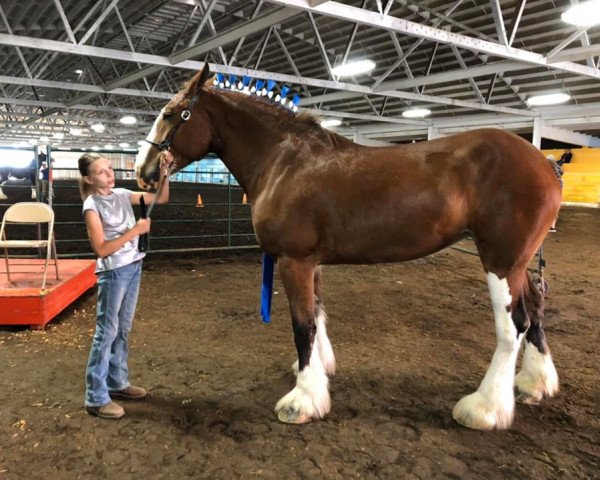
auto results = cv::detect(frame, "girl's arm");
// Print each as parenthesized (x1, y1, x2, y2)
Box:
(84, 210, 151, 258)
(131, 152, 172, 206)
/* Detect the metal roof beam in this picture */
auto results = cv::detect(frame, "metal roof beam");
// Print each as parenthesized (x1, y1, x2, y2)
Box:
(264, 0, 600, 80)
(188, 0, 219, 46)
(507, 0, 526, 46)
(549, 45, 600, 63)
(377, 61, 526, 91)
(0, 33, 536, 117)
(79, 0, 121, 45)
(0, 75, 172, 100)
(0, 97, 159, 116)
(372, 0, 464, 88)
(450, 46, 486, 104)
(304, 107, 429, 125)
(489, 0, 508, 46)
(169, 6, 299, 64)
(52, 0, 77, 44)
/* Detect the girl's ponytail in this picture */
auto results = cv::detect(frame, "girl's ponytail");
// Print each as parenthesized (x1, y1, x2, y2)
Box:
(78, 153, 101, 201)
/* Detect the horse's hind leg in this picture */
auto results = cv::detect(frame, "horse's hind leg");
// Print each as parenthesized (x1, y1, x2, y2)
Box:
(276, 257, 331, 424)
(515, 274, 559, 404)
(453, 269, 528, 430)
(292, 266, 336, 376)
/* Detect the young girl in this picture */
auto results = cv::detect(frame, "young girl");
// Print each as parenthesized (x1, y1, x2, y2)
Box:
(79, 152, 171, 419)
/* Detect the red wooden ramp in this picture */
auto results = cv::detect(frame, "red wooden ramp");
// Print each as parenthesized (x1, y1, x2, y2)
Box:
(0, 259, 97, 329)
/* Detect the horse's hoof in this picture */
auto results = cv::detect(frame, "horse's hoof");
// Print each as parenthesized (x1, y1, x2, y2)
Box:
(514, 360, 559, 404)
(515, 391, 540, 405)
(291, 360, 299, 376)
(452, 391, 513, 430)
(277, 407, 312, 424)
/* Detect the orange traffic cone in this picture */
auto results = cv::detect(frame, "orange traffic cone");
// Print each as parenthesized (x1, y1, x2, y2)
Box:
(242, 193, 248, 205)
(196, 193, 204, 208)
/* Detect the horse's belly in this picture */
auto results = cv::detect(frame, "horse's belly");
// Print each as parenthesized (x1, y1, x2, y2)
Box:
(324, 228, 463, 264)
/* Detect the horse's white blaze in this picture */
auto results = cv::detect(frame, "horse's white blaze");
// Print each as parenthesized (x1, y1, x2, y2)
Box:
(515, 340, 559, 403)
(134, 108, 164, 175)
(316, 306, 336, 375)
(453, 272, 523, 430)
(276, 339, 331, 421)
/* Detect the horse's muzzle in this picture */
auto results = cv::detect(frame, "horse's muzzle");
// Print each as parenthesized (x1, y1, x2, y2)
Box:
(136, 167, 159, 190)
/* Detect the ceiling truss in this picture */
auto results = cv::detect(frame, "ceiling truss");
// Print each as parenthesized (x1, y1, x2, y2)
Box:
(0, 0, 598, 147)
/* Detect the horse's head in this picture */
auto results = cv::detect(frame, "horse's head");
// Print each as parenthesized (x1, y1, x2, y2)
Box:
(135, 64, 213, 190)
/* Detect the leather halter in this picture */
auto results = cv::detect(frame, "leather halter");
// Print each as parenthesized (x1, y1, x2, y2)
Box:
(145, 95, 198, 152)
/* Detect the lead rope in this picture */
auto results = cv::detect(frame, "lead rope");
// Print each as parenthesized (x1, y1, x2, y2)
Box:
(138, 162, 175, 252)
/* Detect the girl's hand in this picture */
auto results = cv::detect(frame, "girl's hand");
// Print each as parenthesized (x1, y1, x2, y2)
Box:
(160, 151, 174, 179)
(135, 218, 151, 234)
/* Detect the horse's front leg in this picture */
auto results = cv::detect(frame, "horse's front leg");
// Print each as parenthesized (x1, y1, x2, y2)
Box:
(275, 257, 331, 424)
(292, 265, 336, 376)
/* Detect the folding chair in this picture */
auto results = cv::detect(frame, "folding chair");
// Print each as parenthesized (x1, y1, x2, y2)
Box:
(0, 202, 59, 290)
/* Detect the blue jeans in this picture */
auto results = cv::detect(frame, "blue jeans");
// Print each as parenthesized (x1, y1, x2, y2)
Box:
(85, 260, 142, 407)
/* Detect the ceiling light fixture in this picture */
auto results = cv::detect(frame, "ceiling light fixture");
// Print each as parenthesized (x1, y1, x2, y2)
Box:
(561, 0, 600, 27)
(402, 108, 432, 118)
(526, 93, 571, 106)
(119, 115, 137, 125)
(331, 59, 376, 77)
(90, 123, 105, 133)
(320, 118, 342, 128)
(69, 127, 82, 136)
(118, 142, 130, 148)
(75, 69, 83, 75)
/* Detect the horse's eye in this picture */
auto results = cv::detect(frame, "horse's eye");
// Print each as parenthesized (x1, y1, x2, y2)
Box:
(163, 112, 173, 120)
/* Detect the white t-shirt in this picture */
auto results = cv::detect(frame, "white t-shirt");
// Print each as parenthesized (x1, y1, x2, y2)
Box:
(82, 188, 145, 272)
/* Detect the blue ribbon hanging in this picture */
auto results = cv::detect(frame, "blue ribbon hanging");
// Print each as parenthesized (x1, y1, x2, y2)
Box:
(260, 253, 275, 323)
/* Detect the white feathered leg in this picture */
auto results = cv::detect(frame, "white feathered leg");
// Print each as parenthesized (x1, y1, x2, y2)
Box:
(276, 339, 331, 424)
(453, 272, 524, 430)
(515, 340, 559, 404)
(291, 301, 335, 376)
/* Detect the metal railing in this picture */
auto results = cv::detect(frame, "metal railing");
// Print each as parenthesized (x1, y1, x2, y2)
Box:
(1, 164, 258, 258)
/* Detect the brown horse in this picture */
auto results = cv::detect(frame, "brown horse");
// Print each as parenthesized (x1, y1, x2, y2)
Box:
(135, 65, 561, 430)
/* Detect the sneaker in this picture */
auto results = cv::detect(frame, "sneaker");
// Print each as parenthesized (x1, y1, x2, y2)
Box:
(109, 385, 148, 400)
(86, 401, 124, 420)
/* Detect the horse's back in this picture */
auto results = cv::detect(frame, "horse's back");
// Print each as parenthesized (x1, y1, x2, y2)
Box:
(254, 128, 560, 264)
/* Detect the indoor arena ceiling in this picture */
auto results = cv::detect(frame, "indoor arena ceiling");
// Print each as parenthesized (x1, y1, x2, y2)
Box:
(1, 0, 600, 149)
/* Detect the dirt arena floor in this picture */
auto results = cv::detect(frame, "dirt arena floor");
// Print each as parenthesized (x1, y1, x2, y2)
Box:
(1, 206, 599, 479)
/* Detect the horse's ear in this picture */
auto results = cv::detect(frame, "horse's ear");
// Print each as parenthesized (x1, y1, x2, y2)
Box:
(187, 64, 211, 95)
(194, 64, 211, 94)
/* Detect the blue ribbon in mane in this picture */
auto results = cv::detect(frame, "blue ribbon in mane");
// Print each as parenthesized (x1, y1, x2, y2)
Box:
(260, 253, 275, 323)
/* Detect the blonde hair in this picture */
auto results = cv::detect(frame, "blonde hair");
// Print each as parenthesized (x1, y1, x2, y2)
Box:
(78, 152, 102, 201)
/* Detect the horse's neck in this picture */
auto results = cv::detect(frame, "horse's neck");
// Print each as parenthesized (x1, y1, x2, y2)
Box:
(205, 92, 288, 196)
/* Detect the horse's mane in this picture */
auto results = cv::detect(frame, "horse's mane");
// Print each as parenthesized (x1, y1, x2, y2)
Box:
(208, 88, 350, 148)
(220, 89, 319, 127)
(177, 74, 349, 147)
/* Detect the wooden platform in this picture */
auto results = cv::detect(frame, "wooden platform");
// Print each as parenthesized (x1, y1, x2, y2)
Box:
(0, 259, 97, 329)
